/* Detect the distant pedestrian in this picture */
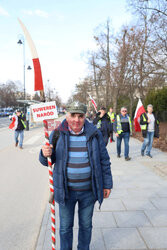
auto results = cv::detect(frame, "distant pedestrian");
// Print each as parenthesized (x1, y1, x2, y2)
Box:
(140, 104, 159, 158)
(108, 107, 116, 142)
(39, 101, 113, 250)
(9, 109, 26, 149)
(113, 107, 132, 160)
(93, 107, 111, 146)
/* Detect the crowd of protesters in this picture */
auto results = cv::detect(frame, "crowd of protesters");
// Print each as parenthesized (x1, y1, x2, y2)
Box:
(89, 104, 159, 160)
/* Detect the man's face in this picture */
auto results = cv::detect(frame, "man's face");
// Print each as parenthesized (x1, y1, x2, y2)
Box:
(121, 108, 127, 116)
(99, 109, 106, 117)
(147, 106, 153, 113)
(109, 108, 113, 113)
(66, 113, 85, 133)
(16, 111, 21, 117)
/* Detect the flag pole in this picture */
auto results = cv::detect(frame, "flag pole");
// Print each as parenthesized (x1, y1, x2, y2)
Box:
(18, 18, 45, 101)
(88, 94, 98, 113)
(43, 120, 56, 250)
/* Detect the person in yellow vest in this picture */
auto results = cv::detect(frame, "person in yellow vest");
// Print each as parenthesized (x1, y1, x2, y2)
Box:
(140, 104, 159, 158)
(108, 107, 116, 142)
(9, 109, 26, 149)
(113, 107, 132, 161)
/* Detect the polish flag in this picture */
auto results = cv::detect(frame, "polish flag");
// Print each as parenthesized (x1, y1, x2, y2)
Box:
(18, 19, 45, 99)
(9, 115, 17, 130)
(134, 99, 146, 132)
(89, 95, 97, 112)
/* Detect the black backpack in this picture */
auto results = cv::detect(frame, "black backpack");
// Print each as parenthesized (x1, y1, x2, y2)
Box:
(51, 129, 60, 150)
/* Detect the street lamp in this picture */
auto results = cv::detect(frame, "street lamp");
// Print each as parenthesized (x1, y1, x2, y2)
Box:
(17, 37, 32, 99)
(17, 37, 26, 101)
(27, 65, 32, 70)
(17, 36, 32, 130)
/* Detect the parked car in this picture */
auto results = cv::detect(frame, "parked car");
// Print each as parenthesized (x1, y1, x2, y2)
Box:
(0, 108, 14, 117)
(0, 109, 4, 117)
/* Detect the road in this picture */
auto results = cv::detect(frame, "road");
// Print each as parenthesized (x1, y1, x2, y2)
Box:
(0, 119, 50, 250)
(0, 116, 11, 129)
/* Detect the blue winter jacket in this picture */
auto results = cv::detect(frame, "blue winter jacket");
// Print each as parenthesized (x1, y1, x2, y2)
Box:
(39, 119, 113, 206)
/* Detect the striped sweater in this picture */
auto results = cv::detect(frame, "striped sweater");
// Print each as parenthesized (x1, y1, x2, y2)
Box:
(67, 132, 92, 191)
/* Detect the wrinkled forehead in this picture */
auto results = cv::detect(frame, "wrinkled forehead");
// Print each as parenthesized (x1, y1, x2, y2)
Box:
(67, 112, 85, 117)
(121, 108, 127, 111)
(147, 105, 153, 109)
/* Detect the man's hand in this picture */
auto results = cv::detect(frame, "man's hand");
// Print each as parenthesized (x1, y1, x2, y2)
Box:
(115, 133, 119, 137)
(98, 110, 103, 118)
(103, 189, 111, 198)
(148, 119, 151, 123)
(42, 144, 53, 158)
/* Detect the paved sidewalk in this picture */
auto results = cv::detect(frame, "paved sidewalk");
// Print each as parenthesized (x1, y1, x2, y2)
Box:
(36, 137, 167, 250)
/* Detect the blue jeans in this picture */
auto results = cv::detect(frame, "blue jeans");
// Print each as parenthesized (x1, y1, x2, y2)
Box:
(14, 130, 24, 147)
(59, 190, 95, 250)
(117, 132, 130, 158)
(141, 131, 154, 155)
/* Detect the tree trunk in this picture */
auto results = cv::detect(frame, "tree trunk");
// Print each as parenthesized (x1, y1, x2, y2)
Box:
(112, 88, 118, 113)
(105, 19, 111, 108)
(129, 95, 133, 118)
(92, 56, 100, 108)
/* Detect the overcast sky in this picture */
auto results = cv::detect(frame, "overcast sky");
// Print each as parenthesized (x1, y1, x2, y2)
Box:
(0, 0, 132, 102)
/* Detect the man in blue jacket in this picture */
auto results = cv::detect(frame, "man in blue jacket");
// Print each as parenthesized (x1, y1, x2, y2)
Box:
(39, 101, 113, 250)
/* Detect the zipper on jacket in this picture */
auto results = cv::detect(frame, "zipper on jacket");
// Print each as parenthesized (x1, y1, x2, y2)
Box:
(87, 136, 97, 200)
(64, 133, 69, 199)
(87, 133, 102, 207)
(93, 133, 102, 208)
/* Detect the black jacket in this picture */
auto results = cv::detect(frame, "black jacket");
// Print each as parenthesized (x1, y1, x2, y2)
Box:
(16, 114, 26, 131)
(93, 112, 112, 145)
(140, 113, 159, 138)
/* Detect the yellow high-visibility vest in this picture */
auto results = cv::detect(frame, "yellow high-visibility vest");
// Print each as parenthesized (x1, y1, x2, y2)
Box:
(107, 112, 115, 123)
(21, 113, 26, 128)
(140, 114, 147, 131)
(116, 115, 132, 135)
(96, 119, 101, 129)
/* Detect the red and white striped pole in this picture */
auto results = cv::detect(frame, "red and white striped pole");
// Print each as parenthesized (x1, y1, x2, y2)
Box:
(43, 120, 56, 250)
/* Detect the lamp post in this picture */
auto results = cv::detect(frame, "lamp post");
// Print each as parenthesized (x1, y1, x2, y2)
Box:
(17, 36, 32, 130)
(17, 37, 26, 101)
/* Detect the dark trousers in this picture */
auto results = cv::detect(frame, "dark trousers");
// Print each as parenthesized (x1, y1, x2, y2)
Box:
(116, 132, 130, 158)
(110, 123, 113, 140)
(110, 131, 114, 140)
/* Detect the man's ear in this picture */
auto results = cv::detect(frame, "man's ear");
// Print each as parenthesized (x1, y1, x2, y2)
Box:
(66, 112, 70, 122)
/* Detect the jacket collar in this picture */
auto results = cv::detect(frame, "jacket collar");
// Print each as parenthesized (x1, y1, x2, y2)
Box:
(58, 119, 98, 140)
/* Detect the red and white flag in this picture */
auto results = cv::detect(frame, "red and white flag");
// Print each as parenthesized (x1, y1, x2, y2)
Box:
(18, 19, 44, 93)
(134, 99, 146, 132)
(89, 95, 97, 112)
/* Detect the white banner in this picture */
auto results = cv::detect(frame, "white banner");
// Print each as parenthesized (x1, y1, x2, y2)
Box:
(31, 101, 58, 122)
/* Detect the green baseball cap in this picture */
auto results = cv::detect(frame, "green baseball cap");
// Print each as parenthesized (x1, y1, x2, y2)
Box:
(67, 101, 87, 114)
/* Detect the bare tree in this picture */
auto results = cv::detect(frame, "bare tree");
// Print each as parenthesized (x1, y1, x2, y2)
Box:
(71, 9, 167, 114)
(87, 52, 104, 109)
(93, 19, 113, 108)
(72, 78, 91, 104)
(0, 81, 18, 107)
(32, 92, 41, 101)
(128, 0, 167, 77)
(128, 0, 167, 17)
